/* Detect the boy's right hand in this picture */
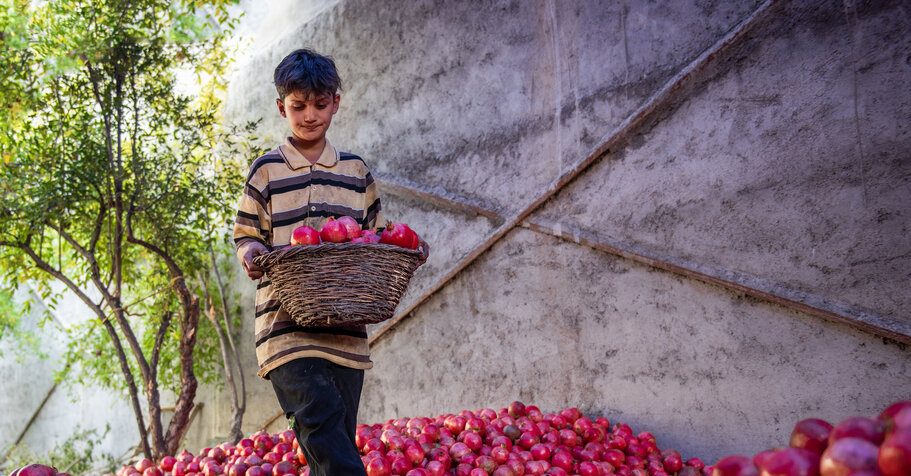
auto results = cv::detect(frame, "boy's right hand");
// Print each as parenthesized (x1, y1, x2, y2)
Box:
(242, 242, 270, 280)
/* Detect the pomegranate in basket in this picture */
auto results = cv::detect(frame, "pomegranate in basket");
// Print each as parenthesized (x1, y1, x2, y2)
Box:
(291, 225, 321, 246)
(380, 222, 420, 250)
(352, 230, 382, 244)
(320, 217, 349, 243)
(336, 215, 362, 238)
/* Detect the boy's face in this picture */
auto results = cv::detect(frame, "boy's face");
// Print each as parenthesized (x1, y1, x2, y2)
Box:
(276, 90, 340, 144)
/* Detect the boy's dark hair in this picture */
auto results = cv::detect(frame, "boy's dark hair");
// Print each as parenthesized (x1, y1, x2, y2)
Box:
(273, 48, 343, 100)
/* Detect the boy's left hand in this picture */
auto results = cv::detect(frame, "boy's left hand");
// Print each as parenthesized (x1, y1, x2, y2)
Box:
(418, 238, 430, 263)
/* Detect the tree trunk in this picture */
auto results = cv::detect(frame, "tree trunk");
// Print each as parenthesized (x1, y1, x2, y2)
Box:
(126, 205, 202, 456)
(164, 291, 199, 455)
(105, 316, 155, 460)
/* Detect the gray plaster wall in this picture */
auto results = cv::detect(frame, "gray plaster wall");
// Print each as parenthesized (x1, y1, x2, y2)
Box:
(534, 0, 911, 330)
(207, 0, 911, 463)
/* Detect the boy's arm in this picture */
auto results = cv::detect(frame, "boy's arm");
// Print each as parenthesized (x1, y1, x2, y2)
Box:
(234, 168, 272, 279)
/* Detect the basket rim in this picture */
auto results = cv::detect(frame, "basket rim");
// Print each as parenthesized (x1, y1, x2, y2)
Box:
(252, 242, 422, 270)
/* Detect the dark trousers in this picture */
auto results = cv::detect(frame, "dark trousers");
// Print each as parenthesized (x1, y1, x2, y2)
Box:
(269, 358, 366, 476)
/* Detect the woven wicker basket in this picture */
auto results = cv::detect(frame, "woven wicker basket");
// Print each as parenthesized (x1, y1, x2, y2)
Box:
(252, 242, 424, 328)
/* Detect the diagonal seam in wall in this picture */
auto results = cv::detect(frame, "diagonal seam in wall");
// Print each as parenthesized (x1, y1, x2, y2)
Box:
(374, 172, 911, 347)
(368, 0, 803, 347)
(521, 219, 911, 346)
(374, 173, 503, 222)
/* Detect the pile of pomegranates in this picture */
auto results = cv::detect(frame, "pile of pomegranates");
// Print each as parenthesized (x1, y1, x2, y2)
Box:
(290, 217, 420, 250)
(353, 401, 702, 476)
(112, 431, 306, 476)
(12, 400, 907, 476)
(710, 400, 911, 476)
(103, 402, 702, 476)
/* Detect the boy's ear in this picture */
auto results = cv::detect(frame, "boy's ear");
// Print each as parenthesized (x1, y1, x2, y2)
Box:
(332, 94, 340, 114)
(276, 98, 286, 117)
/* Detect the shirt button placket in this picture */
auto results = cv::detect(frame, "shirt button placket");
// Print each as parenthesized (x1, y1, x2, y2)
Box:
(306, 165, 315, 224)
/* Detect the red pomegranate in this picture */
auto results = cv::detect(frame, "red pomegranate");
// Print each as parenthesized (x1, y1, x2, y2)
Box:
(319, 217, 349, 243)
(291, 225, 321, 246)
(10, 465, 57, 476)
(379, 221, 419, 249)
(820, 437, 879, 475)
(790, 418, 834, 455)
(829, 417, 885, 446)
(878, 429, 911, 476)
(336, 215, 362, 238)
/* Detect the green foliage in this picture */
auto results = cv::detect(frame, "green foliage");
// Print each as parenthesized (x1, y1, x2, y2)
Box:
(2, 425, 117, 476)
(0, 0, 256, 407)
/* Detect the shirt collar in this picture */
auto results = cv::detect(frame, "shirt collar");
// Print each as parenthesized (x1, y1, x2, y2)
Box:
(278, 137, 339, 169)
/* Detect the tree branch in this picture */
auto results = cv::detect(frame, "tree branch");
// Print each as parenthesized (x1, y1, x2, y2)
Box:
(46, 221, 104, 287)
(43, 222, 147, 378)
(150, 310, 172, 375)
(126, 203, 199, 455)
(83, 59, 116, 174)
(126, 205, 185, 295)
(89, 199, 107, 256)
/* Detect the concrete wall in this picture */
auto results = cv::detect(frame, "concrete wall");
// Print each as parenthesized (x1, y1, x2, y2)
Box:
(198, 0, 910, 463)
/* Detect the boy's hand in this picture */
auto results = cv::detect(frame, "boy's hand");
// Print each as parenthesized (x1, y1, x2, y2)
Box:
(418, 238, 430, 263)
(242, 242, 270, 280)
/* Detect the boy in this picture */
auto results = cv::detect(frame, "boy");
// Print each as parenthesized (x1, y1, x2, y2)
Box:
(233, 48, 425, 476)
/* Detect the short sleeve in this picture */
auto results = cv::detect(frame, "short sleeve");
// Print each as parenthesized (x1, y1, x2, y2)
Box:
(233, 161, 272, 263)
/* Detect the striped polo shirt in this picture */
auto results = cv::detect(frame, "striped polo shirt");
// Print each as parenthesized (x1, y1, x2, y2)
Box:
(233, 137, 382, 378)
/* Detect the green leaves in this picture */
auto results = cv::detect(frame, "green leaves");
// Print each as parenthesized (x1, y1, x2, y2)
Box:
(0, 0, 246, 396)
